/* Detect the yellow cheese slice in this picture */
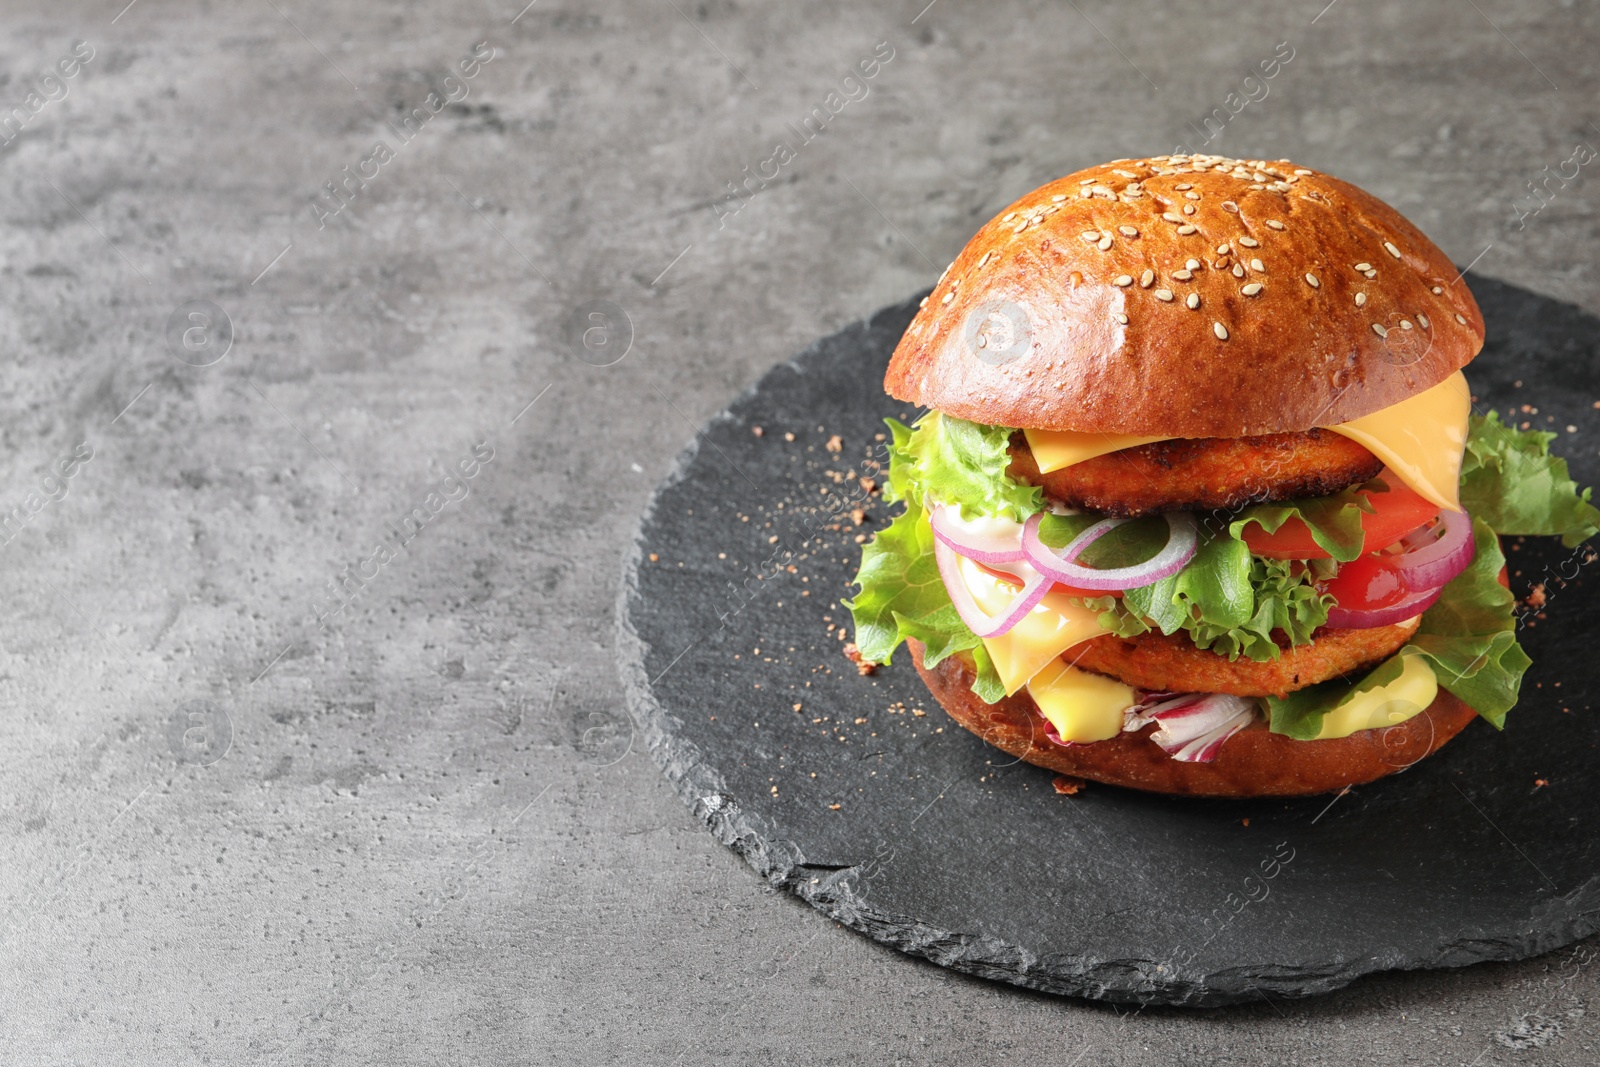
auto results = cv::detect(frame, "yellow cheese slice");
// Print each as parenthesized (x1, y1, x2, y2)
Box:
(1324, 371, 1470, 513)
(952, 552, 1106, 695)
(1026, 658, 1135, 743)
(1312, 654, 1437, 740)
(1021, 427, 1169, 472)
(1019, 371, 1472, 513)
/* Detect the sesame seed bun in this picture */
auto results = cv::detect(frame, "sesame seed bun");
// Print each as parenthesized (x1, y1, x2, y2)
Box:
(908, 640, 1478, 798)
(884, 155, 1486, 437)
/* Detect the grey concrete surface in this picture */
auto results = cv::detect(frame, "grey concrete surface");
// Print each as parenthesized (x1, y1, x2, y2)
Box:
(1, 0, 1598, 1063)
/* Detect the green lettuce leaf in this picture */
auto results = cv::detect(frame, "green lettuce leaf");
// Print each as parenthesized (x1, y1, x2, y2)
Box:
(1108, 539, 1332, 661)
(1229, 487, 1374, 562)
(843, 496, 1005, 701)
(884, 412, 1042, 520)
(1267, 653, 1407, 740)
(1460, 412, 1600, 547)
(1263, 518, 1529, 735)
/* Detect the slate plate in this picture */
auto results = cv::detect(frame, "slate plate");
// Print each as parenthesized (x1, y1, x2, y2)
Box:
(617, 276, 1600, 1007)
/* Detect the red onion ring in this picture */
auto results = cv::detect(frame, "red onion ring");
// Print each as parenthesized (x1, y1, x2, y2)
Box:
(928, 503, 1026, 566)
(1391, 508, 1474, 590)
(1021, 511, 1198, 592)
(1324, 584, 1444, 630)
(933, 536, 1050, 638)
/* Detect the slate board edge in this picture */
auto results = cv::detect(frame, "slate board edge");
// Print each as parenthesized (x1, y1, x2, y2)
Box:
(613, 287, 1600, 1008)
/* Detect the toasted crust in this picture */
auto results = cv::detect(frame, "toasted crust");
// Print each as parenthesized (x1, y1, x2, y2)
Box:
(1068, 617, 1419, 698)
(884, 155, 1484, 437)
(909, 641, 1477, 798)
(1008, 428, 1384, 517)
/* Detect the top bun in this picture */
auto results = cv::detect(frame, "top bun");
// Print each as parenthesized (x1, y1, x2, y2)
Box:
(884, 156, 1485, 437)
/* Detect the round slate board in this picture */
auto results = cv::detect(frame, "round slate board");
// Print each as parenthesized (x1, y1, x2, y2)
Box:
(617, 276, 1600, 1007)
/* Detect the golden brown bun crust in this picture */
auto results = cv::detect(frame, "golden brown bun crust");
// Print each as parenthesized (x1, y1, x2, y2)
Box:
(909, 641, 1477, 798)
(884, 156, 1484, 437)
(1009, 428, 1384, 517)
(1069, 617, 1419, 698)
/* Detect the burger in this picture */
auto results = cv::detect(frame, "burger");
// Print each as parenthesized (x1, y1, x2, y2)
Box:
(847, 154, 1599, 798)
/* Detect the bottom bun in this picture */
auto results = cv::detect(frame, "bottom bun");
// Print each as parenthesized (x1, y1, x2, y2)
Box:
(908, 641, 1479, 798)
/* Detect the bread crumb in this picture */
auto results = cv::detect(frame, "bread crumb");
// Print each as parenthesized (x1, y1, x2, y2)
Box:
(1052, 775, 1087, 796)
(648, 553, 659, 562)
(843, 643, 876, 675)
(858, 476, 877, 494)
(825, 435, 843, 452)
(828, 803, 842, 810)
(784, 431, 796, 442)
(752, 426, 764, 437)
(1526, 583, 1547, 609)
(1241, 817, 1250, 827)
(851, 508, 867, 526)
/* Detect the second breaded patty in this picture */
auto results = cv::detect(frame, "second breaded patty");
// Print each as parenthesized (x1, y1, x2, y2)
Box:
(1068, 616, 1421, 698)
(1009, 429, 1384, 518)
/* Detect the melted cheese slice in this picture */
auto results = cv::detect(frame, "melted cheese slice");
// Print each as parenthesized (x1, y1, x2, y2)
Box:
(1022, 428, 1170, 472)
(1324, 372, 1470, 512)
(952, 553, 1106, 696)
(1020, 371, 1472, 512)
(1026, 658, 1135, 743)
(1313, 654, 1437, 740)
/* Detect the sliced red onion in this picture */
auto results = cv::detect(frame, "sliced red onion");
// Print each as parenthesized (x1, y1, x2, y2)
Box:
(1391, 508, 1474, 590)
(1021, 511, 1198, 592)
(1124, 692, 1259, 763)
(928, 503, 1026, 566)
(1324, 585, 1443, 630)
(933, 536, 1049, 638)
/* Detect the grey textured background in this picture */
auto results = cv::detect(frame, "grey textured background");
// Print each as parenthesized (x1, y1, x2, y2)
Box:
(1, 0, 1597, 1063)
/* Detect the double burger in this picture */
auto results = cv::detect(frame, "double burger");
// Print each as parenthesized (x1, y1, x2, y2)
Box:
(849, 154, 1599, 797)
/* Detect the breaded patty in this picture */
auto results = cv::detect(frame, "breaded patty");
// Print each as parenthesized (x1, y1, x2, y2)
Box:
(1069, 616, 1420, 698)
(1009, 429, 1384, 517)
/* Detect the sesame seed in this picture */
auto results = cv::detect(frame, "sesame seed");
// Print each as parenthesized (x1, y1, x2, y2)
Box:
(1213, 322, 1229, 340)
(1371, 323, 1387, 337)
(1294, 168, 1313, 175)
(1455, 313, 1467, 324)
(1238, 236, 1260, 248)
(1216, 243, 1230, 254)
(1114, 275, 1134, 287)
(1266, 220, 1285, 230)
(941, 292, 955, 305)
(1172, 269, 1193, 281)
(1183, 204, 1197, 216)
(1154, 289, 1175, 301)
(1432, 286, 1444, 294)
(1178, 224, 1198, 235)
(919, 297, 928, 308)
(1119, 225, 1139, 237)
(1354, 262, 1372, 272)
(1013, 221, 1028, 233)
(1002, 213, 1017, 222)
(1242, 282, 1263, 296)
(1079, 178, 1096, 185)
(1186, 293, 1201, 309)
(1079, 188, 1093, 199)
(1163, 212, 1183, 223)
(1365, 270, 1377, 279)
(1175, 183, 1192, 190)
(1250, 258, 1265, 272)
(1098, 235, 1114, 250)
(1081, 231, 1101, 242)
(1418, 313, 1429, 328)
(1184, 191, 1201, 201)
(1113, 312, 1129, 325)
(1051, 194, 1068, 202)
(1384, 241, 1402, 259)
(1140, 269, 1155, 288)
(978, 252, 992, 267)
(1185, 258, 1201, 270)
(1355, 292, 1367, 306)
(1114, 169, 1137, 178)
(1222, 201, 1240, 213)
(1232, 264, 1246, 278)
(1305, 273, 1320, 288)
(1399, 319, 1413, 330)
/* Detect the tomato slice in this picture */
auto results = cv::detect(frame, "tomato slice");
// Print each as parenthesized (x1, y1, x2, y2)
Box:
(1323, 553, 1411, 610)
(1241, 476, 1441, 560)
